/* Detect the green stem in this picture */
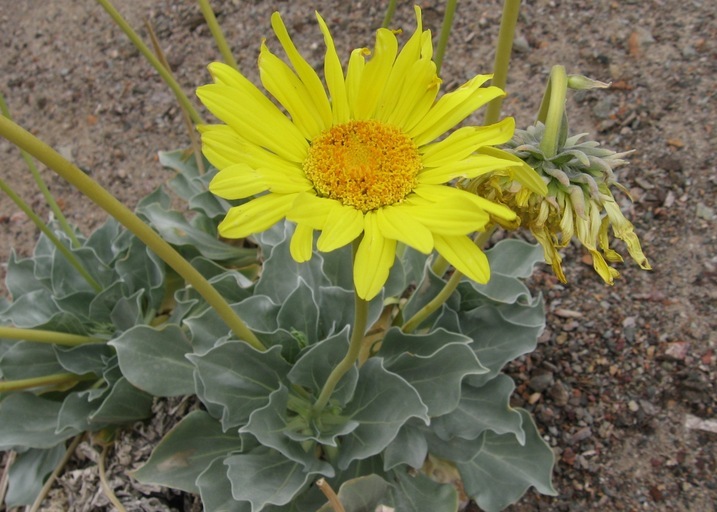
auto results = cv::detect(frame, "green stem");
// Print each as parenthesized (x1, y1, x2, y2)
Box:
(0, 372, 81, 392)
(312, 292, 369, 415)
(484, 0, 522, 125)
(0, 92, 80, 248)
(29, 435, 84, 512)
(95, 0, 203, 125)
(431, 254, 450, 277)
(537, 65, 568, 158)
(197, 0, 239, 71)
(402, 269, 462, 334)
(434, 0, 458, 75)
(381, 0, 398, 28)
(0, 116, 264, 351)
(403, 227, 497, 333)
(0, 326, 102, 346)
(0, 178, 102, 292)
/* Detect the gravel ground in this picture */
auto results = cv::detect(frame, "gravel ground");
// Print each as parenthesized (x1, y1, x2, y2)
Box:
(1, 1, 715, 511)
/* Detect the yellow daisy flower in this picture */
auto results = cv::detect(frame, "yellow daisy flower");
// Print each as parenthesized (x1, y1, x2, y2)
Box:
(197, 6, 526, 300)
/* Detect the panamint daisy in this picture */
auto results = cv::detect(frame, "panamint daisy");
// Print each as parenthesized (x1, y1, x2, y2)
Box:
(197, 6, 539, 300)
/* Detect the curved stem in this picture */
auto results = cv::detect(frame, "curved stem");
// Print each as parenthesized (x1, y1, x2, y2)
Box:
(484, 0, 522, 125)
(0, 178, 102, 292)
(0, 372, 82, 392)
(28, 435, 85, 512)
(317, 478, 345, 512)
(95, 0, 203, 125)
(434, 0, 458, 75)
(430, 254, 450, 277)
(403, 227, 498, 333)
(198, 0, 239, 71)
(0, 326, 103, 346)
(0, 92, 79, 247)
(312, 291, 369, 415)
(538, 65, 568, 158)
(401, 269, 462, 334)
(381, 0, 398, 28)
(0, 116, 264, 351)
(98, 444, 128, 512)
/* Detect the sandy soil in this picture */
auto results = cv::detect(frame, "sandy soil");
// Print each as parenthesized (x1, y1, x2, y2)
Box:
(1, 0, 715, 510)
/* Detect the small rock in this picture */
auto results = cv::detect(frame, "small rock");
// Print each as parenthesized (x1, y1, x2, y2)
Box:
(696, 202, 715, 220)
(549, 381, 570, 407)
(528, 370, 555, 392)
(664, 341, 689, 360)
(628, 400, 639, 412)
(570, 426, 592, 444)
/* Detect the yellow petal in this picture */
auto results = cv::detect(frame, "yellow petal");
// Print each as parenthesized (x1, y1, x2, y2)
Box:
(218, 193, 297, 239)
(209, 163, 267, 199)
(376, 206, 434, 254)
(286, 193, 336, 230)
(433, 234, 490, 284)
(316, 204, 365, 252)
(353, 212, 397, 300)
(420, 118, 515, 167)
(603, 200, 652, 270)
(290, 223, 314, 262)
(197, 83, 307, 162)
(199, 124, 303, 175)
(409, 76, 503, 146)
(386, 57, 440, 130)
(259, 41, 326, 139)
(403, 195, 490, 236)
(418, 154, 523, 185)
(354, 28, 399, 119)
(375, 5, 424, 122)
(477, 146, 548, 196)
(270, 12, 332, 128)
(412, 184, 517, 222)
(532, 228, 567, 283)
(346, 47, 369, 117)
(316, 13, 349, 125)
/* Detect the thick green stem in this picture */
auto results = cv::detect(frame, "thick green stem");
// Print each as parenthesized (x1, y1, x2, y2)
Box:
(0, 116, 264, 351)
(403, 227, 497, 333)
(434, 0, 458, 75)
(0, 372, 81, 392)
(197, 0, 239, 71)
(0, 326, 102, 347)
(0, 178, 102, 292)
(0, 92, 80, 247)
(537, 65, 568, 158)
(381, 0, 398, 28)
(312, 292, 369, 415)
(95, 0, 203, 125)
(484, 0, 522, 125)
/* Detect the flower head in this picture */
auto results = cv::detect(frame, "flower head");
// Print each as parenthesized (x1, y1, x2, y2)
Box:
(468, 123, 651, 283)
(197, 7, 527, 300)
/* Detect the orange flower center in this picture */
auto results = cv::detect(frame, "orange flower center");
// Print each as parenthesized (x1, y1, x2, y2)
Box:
(303, 120, 422, 212)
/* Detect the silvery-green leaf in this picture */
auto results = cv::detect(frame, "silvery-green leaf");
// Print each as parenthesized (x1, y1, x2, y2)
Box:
(57, 389, 105, 433)
(0, 290, 85, 334)
(197, 457, 252, 512)
(133, 410, 245, 494)
(390, 469, 458, 512)
(88, 281, 128, 324)
(84, 218, 121, 264)
(398, 247, 430, 289)
(461, 301, 545, 387)
(255, 223, 328, 304)
(189, 342, 290, 430)
(277, 279, 319, 342)
(287, 327, 356, 406)
(51, 246, 114, 297)
(383, 423, 428, 470)
(241, 386, 339, 471)
(317, 474, 392, 512)
(321, 244, 353, 290)
(234, 295, 281, 333)
(0, 341, 63, 379)
(88, 377, 152, 424)
(109, 290, 145, 332)
(114, 236, 165, 309)
(0, 393, 79, 449)
(4, 445, 66, 507)
(225, 447, 330, 511)
(432, 375, 525, 444)
(110, 324, 194, 396)
(379, 328, 488, 416)
(337, 359, 429, 470)
(5, 252, 46, 298)
(457, 409, 556, 511)
(54, 343, 113, 376)
(316, 287, 384, 341)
